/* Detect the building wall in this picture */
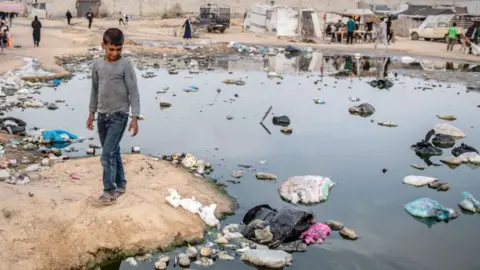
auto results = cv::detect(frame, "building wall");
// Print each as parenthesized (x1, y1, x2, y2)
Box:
(38, 0, 448, 18)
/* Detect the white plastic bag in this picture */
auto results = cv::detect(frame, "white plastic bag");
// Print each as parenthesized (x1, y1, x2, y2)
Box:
(199, 204, 219, 227)
(241, 250, 293, 268)
(166, 188, 181, 208)
(403, 175, 437, 187)
(179, 197, 202, 214)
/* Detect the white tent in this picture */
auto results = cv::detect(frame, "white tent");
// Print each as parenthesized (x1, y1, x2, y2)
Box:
(244, 5, 322, 38)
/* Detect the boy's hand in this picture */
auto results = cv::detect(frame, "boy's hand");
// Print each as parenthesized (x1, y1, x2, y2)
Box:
(86, 113, 95, 130)
(129, 118, 138, 137)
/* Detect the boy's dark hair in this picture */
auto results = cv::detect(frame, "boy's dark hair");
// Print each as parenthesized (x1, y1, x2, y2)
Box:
(453, 22, 457, 27)
(103, 28, 124, 45)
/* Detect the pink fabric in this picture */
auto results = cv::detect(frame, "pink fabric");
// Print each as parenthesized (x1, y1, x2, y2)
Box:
(300, 223, 331, 244)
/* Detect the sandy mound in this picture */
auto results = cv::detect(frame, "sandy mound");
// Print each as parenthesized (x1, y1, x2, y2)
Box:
(0, 154, 235, 270)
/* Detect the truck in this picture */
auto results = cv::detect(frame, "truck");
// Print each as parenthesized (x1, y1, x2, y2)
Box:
(193, 3, 230, 33)
(409, 14, 480, 41)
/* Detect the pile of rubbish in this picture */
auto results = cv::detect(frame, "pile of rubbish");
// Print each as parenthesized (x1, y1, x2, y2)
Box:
(161, 152, 214, 177)
(158, 203, 357, 269)
(227, 41, 313, 57)
(279, 175, 336, 204)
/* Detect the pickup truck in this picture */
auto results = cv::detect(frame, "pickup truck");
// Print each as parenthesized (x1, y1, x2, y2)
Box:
(409, 22, 463, 41)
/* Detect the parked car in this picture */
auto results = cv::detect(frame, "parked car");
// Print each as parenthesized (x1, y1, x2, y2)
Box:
(409, 21, 463, 41)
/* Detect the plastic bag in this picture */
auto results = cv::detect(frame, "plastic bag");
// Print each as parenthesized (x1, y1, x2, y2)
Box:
(199, 204, 219, 227)
(459, 192, 480, 213)
(433, 123, 465, 138)
(42, 129, 78, 143)
(452, 143, 478, 157)
(179, 197, 202, 214)
(403, 175, 437, 187)
(240, 249, 293, 268)
(279, 175, 336, 204)
(404, 198, 457, 221)
(166, 188, 181, 208)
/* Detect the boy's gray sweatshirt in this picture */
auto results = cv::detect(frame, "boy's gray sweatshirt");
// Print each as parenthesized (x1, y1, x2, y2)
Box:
(89, 58, 140, 116)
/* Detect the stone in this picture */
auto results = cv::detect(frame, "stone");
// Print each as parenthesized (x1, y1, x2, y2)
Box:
(158, 255, 169, 264)
(177, 253, 190, 268)
(47, 103, 59, 110)
(339, 228, 358, 240)
(241, 249, 293, 268)
(216, 251, 234, 261)
(135, 253, 153, 262)
(194, 257, 214, 266)
(215, 237, 229, 244)
(280, 127, 293, 135)
(255, 172, 277, 180)
(200, 247, 212, 257)
(41, 158, 54, 167)
(186, 246, 198, 258)
(325, 220, 344, 231)
(0, 169, 11, 181)
(154, 261, 167, 270)
(160, 101, 172, 108)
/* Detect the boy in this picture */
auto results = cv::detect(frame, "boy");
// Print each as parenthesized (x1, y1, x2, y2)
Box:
(118, 12, 125, 25)
(86, 9, 94, 29)
(447, 23, 458, 52)
(346, 17, 355, 44)
(87, 28, 140, 204)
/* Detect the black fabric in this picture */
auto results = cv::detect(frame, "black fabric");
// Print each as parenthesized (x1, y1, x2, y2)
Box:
(0, 117, 26, 134)
(241, 204, 314, 249)
(452, 143, 478, 157)
(272, 116, 291, 127)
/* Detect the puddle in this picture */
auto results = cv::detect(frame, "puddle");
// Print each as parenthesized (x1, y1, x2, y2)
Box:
(13, 57, 53, 77)
(7, 52, 480, 270)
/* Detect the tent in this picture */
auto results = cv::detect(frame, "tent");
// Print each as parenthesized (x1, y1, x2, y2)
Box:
(243, 5, 322, 38)
(0, 1, 24, 13)
(340, 9, 375, 17)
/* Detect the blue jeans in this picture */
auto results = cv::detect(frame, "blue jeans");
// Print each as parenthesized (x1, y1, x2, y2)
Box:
(97, 112, 128, 192)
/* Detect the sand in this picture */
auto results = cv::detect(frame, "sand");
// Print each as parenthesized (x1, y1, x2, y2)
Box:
(0, 154, 235, 270)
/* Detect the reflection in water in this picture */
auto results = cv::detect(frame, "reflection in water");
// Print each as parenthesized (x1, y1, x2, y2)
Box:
(101, 260, 121, 270)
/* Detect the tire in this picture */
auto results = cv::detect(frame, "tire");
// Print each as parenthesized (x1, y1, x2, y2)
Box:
(411, 32, 419, 40)
(0, 117, 27, 134)
(424, 38, 431, 41)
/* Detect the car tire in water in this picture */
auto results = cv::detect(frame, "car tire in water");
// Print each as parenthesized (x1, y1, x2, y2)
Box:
(0, 117, 27, 134)
(411, 32, 419, 40)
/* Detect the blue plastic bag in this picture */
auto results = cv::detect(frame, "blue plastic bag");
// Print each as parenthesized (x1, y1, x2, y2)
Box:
(51, 79, 61, 86)
(404, 198, 457, 222)
(42, 129, 78, 143)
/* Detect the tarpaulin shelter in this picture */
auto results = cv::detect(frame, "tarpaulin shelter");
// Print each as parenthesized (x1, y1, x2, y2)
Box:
(0, 1, 24, 13)
(243, 4, 322, 39)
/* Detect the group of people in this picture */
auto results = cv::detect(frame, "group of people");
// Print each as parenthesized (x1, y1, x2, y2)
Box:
(0, 19, 11, 52)
(447, 21, 480, 54)
(325, 16, 393, 49)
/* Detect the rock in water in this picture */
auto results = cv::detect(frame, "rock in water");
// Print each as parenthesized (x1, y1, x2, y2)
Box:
(348, 103, 375, 117)
(433, 123, 465, 138)
(325, 220, 344, 230)
(194, 257, 214, 266)
(377, 121, 398, 127)
(272, 116, 290, 127)
(441, 157, 463, 166)
(437, 114, 457, 121)
(216, 251, 234, 260)
(231, 170, 244, 178)
(280, 127, 293, 135)
(241, 249, 293, 268)
(403, 175, 437, 187)
(186, 247, 198, 258)
(410, 164, 425, 170)
(339, 228, 358, 240)
(47, 103, 59, 110)
(159, 101, 172, 108)
(215, 237, 229, 244)
(200, 247, 212, 257)
(432, 134, 455, 149)
(255, 172, 277, 180)
(177, 253, 190, 268)
(154, 261, 167, 270)
(459, 199, 477, 213)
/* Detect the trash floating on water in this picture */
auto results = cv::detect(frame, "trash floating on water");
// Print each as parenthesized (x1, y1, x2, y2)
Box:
(279, 175, 336, 204)
(441, 157, 463, 167)
(349, 97, 360, 102)
(183, 85, 199, 92)
(458, 192, 480, 213)
(437, 115, 456, 121)
(267, 71, 283, 79)
(223, 79, 246, 85)
(403, 175, 437, 187)
(272, 115, 290, 127)
(452, 143, 478, 157)
(299, 223, 331, 244)
(232, 170, 244, 178)
(325, 220, 344, 231)
(348, 103, 375, 117)
(432, 134, 455, 149)
(313, 97, 325, 104)
(141, 71, 157, 78)
(427, 181, 450, 191)
(404, 198, 457, 227)
(159, 101, 172, 108)
(377, 121, 398, 127)
(280, 127, 293, 135)
(339, 228, 358, 241)
(411, 130, 443, 157)
(131, 146, 141, 153)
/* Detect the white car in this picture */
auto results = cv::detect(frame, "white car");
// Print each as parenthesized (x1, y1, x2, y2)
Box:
(409, 22, 463, 41)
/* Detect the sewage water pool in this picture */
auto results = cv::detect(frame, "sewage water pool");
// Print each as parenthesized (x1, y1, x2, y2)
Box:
(7, 53, 480, 270)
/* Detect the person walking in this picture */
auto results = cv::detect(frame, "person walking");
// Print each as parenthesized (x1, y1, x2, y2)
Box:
(0, 21, 6, 52)
(66, 10, 72, 25)
(346, 17, 355, 44)
(386, 16, 392, 44)
(31, 16, 42, 47)
(374, 17, 388, 50)
(182, 16, 192, 40)
(86, 9, 94, 29)
(87, 28, 141, 204)
(118, 12, 125, 26)
(447, 23, 458, 51)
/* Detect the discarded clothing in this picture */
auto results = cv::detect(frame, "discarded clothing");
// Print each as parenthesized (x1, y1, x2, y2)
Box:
(458, 192, 480, 213)
(279, 175, 336, 204)
(42, 129, 78, 143)
(368, 79, 393, 89)
(452, 143, 478, 157)
(348, 103, 375, 117)
(404, 198, 457, 226)
(285, 45, 300, 54)
(272, 116, 290, 127)
(411, 131, 443, 157)
(300, 223, 331, 244)
(241, 204, 314, 249)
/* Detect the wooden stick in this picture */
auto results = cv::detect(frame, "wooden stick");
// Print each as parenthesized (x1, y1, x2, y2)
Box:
(260, 105, 273, 123)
